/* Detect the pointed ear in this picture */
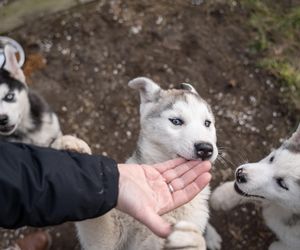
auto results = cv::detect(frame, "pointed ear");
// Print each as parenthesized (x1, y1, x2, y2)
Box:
(180, 83, 199, 95)
(289, 124, 300, 144)
(3, 45, 26, 83)
(128, 77, 161, 103)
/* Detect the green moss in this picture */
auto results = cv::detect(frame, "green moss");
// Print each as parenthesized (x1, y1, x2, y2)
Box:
(260, 59, 300, 87)
(240, 0, 300, 109)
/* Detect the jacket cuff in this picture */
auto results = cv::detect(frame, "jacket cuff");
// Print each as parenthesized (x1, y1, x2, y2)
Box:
(96, 156, 119, 215)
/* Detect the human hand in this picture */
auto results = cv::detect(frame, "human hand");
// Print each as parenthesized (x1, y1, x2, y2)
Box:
(116, 158, 211, 238)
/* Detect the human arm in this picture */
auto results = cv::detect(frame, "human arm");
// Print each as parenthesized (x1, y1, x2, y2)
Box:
(0, 141, 211, 238)
(0, 141, 119, 228)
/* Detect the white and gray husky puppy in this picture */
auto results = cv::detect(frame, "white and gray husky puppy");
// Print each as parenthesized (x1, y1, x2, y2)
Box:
(211, 124, 300, 250)
(0, 45, 90, 153)
(0, 45, 61, 146)
(76, 77, 221, 250)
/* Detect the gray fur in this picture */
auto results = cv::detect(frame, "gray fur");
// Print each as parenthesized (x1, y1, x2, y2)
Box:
(146, 92, 186, 119)
(180, 83, 199, 95)
(283, 213, 300, 227)
(283, 142, 300, 153)
(132, 139, 143, 163)
(146, 90, 210, 120)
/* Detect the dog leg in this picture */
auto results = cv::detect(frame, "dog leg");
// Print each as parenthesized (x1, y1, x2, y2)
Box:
(205, 223, 221, 250)
(210, 181, 244, 211)
(76, 212, 125, 250)
(51, 135, 92, 154)
(163, 221, 206, 250)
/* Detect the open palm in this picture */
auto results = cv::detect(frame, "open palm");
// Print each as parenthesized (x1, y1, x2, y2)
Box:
(116, 158, 211, 238)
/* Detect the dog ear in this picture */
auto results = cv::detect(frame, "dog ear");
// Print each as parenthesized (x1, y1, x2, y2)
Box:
(180, 83, 199, 95)
(289, 124, 300, 145)
(128, 77, 161, 103)
(3, 45, 26, 84)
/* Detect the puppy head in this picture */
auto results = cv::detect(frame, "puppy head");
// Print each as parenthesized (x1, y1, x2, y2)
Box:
(129, 77, 218, 162)
(0, 45, 28, 135)
(234, 124, 300, 210)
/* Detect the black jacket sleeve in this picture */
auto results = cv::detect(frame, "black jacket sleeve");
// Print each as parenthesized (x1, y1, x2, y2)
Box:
(0, 141, 119, 229)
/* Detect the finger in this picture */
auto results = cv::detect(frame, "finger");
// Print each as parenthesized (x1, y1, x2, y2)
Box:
(153, 158, 187, 173)
(162, 160, 200, 182)
(137, 208, 172, 238)
(169, 173, 212, 212)
(169, 161, 211, 191)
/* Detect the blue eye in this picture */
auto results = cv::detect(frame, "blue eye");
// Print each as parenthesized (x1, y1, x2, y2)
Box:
(205, 120, 211, 128)
(169, 118, 184, 126)
(4, 93, 15, 102)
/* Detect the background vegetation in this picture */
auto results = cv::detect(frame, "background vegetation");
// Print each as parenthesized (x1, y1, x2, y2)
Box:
(241, 0, 300, 110)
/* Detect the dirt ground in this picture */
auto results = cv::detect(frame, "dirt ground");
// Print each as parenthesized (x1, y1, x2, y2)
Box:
(1, 0, 298, 249)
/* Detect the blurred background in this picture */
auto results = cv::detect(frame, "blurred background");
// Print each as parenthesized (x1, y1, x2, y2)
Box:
(0, 0, 299, 249)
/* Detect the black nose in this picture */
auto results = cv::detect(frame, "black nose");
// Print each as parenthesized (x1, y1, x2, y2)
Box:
(236, 168, 247, 183)
(0, 115, 8, 126)
(195, 142, 213, 160)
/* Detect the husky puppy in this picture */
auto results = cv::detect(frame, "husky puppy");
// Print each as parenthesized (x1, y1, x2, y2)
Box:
(76, 77, 221, 250)
(211, 124, 300, 250)
(0, 45, 61, 146)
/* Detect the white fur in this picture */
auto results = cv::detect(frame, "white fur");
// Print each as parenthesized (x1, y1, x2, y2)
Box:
(164, 221, 206, 250)
(205, 223, 222, 250)
(76, 77, 221, 250)
(14, 110, 62, 147)
(211, 124, 300, 250)
(51, 135, 91, 154)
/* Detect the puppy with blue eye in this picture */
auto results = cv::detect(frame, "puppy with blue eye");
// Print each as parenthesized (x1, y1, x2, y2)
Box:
(0, 45, 61, 146)
(211, 124, 300, 250)
(76, 77, 222, 250)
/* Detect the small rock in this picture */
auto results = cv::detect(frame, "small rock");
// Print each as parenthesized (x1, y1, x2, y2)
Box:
(228, 79, 237, 88)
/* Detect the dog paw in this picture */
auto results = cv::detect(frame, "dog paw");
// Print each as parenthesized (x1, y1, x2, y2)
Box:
(269, 242, 285, 250)
(210, 181, 238, 211)
(51, 135, 92, 154)
(205, 224, 222, 250)
(269, 241, 297, 250)
(164, 221, 205, 250)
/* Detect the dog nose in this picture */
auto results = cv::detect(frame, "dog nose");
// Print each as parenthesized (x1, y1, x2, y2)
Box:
(0, 115, 8, 126)
(236, 168, 247, 183)
(195, 142, 213, 160)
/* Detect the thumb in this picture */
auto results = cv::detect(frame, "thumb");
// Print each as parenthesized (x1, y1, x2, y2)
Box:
(138, 208, 172, 238)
